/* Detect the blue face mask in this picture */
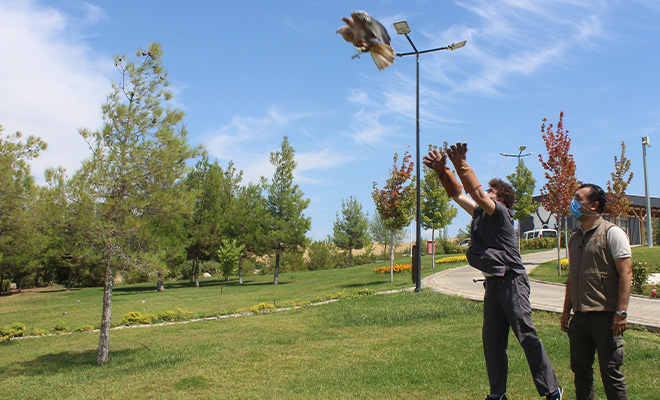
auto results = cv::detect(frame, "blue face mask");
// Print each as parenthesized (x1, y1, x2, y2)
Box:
(570, 199, 584, 219)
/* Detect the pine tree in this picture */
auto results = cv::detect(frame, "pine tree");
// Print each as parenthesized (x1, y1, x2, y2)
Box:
(264, 136, 311, 285)
(333, 196, 370, 268)
(77, 43, 202, 365)
(0, 127, 47, 293)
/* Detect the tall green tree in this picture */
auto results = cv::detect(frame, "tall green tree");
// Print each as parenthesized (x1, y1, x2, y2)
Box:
(42, 167, 103, 290)
(606, 141, 634, 224)
(227, 181, 268, 284)
(0, 127, 47, 292)
(421, 145, 458, 265)
(264, 136, 311, 285)
(185, 158, 242, 286)
(332, 196, 370, 268)
(77, 43, 202, 365)
(372, 151, 415, 282)
(506, 159, 538, 247)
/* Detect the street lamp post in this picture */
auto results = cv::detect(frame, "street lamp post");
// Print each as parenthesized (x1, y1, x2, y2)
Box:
(500, 146, 533, 252)
(393, 20, 466, 292)
(499, 145, 533, 166)
(642, 136, 653, 247)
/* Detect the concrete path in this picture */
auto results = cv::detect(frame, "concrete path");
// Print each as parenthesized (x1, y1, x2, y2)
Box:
(422, 250, 660, 331)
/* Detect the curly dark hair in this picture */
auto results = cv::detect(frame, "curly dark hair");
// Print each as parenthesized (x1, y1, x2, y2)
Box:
(579, 183, 607, 213)
(488, 178, 516, 209)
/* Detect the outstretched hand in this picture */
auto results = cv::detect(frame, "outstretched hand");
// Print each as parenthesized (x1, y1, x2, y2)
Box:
(422, 149, 447, 173)
(447, 142, 468, 167)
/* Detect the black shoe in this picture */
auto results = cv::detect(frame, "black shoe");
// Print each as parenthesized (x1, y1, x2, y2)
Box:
(546, 386, 563, 400)
(485, 395, 507, 400)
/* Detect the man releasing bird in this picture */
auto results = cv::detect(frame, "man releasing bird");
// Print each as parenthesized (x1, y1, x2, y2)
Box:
(337, 10, 395, 71)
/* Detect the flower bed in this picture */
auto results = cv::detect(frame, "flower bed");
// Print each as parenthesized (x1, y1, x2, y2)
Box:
(373, 264, 418, 274)
(435, 255, 467, 264)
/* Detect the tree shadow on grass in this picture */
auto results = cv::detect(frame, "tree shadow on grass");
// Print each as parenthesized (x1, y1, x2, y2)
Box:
(342, 280, 398, 289)
(2, 346, 182, 377)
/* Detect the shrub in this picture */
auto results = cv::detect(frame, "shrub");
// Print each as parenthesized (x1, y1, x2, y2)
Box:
(249, 302, 276, 314)
(632, 261, 651, 294)
(0, 322, 26, 341)
(51, 321, 70, 334)
(521, 237, 558, 250)
(436, 238, 465, 255)
(1, 280, 10, 293)
(31, 328, 49, 337)
(641, 283, 659, 298)
(560, 258, 569, 271)
(283, 299, 312, 308)
(307, 241, 334, 271)
(120, 311, 155, 326)
(74, 325, 95, 333)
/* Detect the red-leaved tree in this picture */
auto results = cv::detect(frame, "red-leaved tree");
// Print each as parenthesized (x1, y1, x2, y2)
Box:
(606, 141, 634, 224)
(538, 111, 579, 275)
(372, 151, 415, 282)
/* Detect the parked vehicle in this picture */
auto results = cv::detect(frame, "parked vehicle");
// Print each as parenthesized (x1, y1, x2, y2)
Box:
(522, 229, 557, 240)
(458, 238, 471, 247)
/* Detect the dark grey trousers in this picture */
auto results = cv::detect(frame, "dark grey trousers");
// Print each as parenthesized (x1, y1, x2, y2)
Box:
(568, 312, 628, 400)
(483, 271, 559, 397)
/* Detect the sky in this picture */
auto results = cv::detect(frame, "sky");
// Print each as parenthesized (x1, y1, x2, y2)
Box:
(1, 0, 659, 241)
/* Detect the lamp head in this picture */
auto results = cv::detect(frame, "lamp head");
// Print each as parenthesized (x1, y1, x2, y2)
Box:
(642, 136, 651, 147)
(393, 20, 411, 35)
(448, 40, 467, 50)
(519, 145, 526, 151)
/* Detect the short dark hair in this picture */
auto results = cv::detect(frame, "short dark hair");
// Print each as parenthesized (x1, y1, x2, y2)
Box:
(488, 178, 516, 209)
(579, 183, 607, 213)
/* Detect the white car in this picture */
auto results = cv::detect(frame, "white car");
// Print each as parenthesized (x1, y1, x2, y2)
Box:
(522, 229, 557, 240)
(458, 238, 471, 247)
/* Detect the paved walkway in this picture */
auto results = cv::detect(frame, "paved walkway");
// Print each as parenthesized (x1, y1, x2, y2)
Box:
(422, 250, 660, 331)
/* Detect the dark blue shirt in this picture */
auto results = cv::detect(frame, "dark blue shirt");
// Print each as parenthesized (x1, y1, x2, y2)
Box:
(466, 201, 524, 276)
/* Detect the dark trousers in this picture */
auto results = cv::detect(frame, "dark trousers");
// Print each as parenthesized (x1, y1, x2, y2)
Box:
(569, 312, 628, 400)
(483, 271, 559, 396)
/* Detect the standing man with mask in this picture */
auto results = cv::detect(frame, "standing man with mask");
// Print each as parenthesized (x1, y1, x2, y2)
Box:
(561, 183, 633, 400)
(424, 142, 562, 400)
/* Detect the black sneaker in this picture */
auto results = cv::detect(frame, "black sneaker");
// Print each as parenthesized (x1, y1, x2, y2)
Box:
(485, 395, 507, 400)
(546, 386, 563, 400)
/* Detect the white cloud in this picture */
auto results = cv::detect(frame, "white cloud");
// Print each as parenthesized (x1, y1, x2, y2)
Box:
(206, 106, 352, 185)
(0, 0, 112, 180)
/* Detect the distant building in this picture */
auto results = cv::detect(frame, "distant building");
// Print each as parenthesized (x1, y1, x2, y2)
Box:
(521, 194, 660, 245)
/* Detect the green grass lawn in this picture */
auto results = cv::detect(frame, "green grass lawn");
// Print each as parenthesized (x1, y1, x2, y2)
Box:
(0, 254, 461, 333)
(2, 290, 659, 399)
(2, 252, 659, 399)
(530, 246, 660, 284)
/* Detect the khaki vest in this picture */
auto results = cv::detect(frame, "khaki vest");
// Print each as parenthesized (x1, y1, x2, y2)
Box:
(567, 218, 619, 312)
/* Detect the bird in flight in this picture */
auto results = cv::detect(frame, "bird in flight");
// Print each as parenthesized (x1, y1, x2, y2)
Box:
(337, 10, 395, 71)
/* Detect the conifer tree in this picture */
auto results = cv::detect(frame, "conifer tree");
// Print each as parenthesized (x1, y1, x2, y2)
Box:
(77, 43, 202, 365)
(333, 196, 370, 268)
(264, 136, 311, 284)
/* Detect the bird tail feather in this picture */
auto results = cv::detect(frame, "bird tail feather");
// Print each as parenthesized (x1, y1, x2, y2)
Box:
(369, 42, 395, 71)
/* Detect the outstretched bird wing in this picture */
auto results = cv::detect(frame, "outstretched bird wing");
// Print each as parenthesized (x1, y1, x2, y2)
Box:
(350, 10, 391, 45)
(337, 10, 395, 70)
